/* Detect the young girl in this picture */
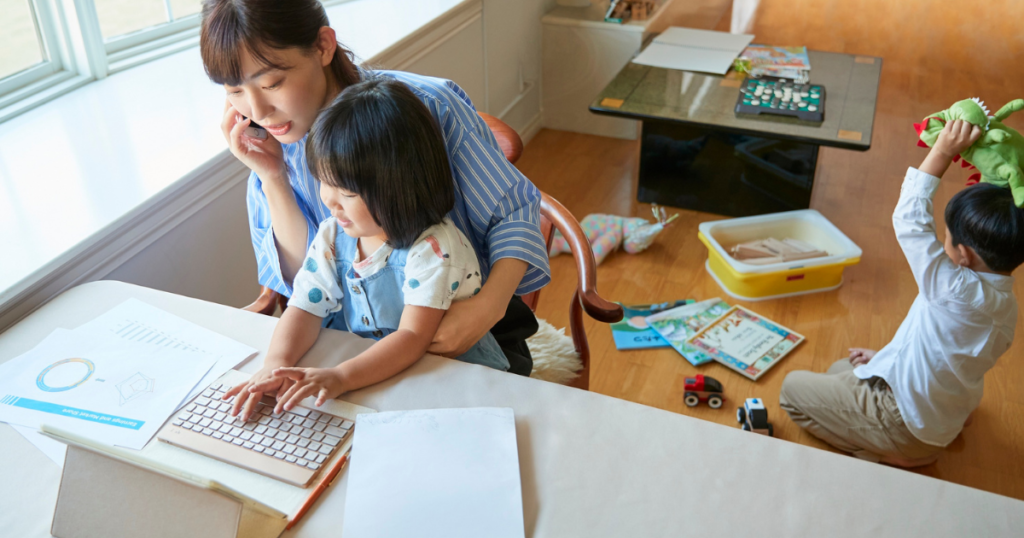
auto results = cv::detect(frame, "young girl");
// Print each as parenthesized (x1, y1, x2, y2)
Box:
(200, 0, 546, 384)
(226, 78, 508, 417)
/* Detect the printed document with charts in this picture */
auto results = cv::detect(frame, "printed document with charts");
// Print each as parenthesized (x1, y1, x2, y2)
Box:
(0, 328, 215, 449)
(0, 299, 257, 452)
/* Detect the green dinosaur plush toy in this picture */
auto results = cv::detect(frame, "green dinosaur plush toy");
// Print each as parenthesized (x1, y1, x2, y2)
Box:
(914, 97, 1024, 207)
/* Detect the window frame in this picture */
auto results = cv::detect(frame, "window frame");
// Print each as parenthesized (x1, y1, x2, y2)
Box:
(0, 0, 72, 97)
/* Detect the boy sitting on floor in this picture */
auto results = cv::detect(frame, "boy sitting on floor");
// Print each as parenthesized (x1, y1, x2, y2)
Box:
(779, 119, 1024, 467)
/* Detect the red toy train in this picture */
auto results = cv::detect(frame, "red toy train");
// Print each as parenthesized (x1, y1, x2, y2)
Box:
(683, 374, 724, 409)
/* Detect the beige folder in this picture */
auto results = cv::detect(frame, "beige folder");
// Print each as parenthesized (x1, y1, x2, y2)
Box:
(43, 426, 288, 538)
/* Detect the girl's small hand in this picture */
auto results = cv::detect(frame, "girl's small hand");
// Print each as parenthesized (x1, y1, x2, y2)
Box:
(258, 367, 346, 414)
(223, 365, 290, 421)
(221, 101, 287, 185)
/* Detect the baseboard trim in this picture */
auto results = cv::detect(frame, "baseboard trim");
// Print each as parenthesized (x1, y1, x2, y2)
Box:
(0, 152, 249, 332)
(519, 111, 543, 146)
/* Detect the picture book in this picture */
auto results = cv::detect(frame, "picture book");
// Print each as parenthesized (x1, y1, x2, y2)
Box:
(611, 300, 694, 350)
(644, 298, 732, 366)
(687, 306, 804, 381)
(737, 44, 811, 81)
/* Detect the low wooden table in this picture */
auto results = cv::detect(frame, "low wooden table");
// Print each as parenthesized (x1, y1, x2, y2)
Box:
(590, 50, 882, 216)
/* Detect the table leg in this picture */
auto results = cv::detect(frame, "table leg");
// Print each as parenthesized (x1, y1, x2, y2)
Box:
(637, 119, 820, 217)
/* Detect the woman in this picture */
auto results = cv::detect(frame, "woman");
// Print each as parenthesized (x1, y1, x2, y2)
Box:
(200, 0, 547, 394)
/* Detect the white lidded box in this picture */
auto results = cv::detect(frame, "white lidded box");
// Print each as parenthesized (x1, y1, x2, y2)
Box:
(697, 209, 862, 301)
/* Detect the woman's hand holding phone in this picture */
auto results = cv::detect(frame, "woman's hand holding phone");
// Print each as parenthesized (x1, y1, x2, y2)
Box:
(221, 101, 287, 186)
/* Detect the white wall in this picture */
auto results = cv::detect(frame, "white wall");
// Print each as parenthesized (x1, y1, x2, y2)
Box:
(483, 0, 556, 141)
(102, 179, 261, 310)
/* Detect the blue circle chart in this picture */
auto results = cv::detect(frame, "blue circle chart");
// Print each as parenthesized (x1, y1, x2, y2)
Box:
(36, 358, 95, 392)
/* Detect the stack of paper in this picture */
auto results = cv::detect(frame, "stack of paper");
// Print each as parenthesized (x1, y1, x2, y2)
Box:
(632, 27, 754, 75)
(0, 299, 256, 460)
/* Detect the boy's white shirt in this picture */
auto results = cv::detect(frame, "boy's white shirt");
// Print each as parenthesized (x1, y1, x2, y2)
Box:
(855, 167, 1017, 447)
(288, 217, 484, 316)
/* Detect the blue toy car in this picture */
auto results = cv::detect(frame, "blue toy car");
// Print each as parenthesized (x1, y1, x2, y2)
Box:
(736, 398, 773, 437)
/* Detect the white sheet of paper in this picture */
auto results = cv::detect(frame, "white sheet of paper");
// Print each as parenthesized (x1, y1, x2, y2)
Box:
(0, 328, 215, 449)
(72, 299, 258, 405)
(342, 408, 525, 538)
(653, 27, 754, 51)
(632, 27, 755, 75)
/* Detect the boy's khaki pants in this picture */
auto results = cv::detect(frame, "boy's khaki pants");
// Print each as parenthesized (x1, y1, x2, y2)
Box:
(779, 359, 943, 462)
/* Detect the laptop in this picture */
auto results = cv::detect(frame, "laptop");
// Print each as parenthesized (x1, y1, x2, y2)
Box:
(157, 381, 354, 487)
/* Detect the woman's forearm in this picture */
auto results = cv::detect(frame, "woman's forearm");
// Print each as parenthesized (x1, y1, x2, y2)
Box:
(478, 258, 528, 323)
(263, 177, 310, 285)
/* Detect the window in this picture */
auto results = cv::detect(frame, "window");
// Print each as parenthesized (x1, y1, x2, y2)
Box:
(0, 0, 205, 123)
(0, 0, 71, 97)
(0, 0, 45, 80)
(98, 0, 203, 68)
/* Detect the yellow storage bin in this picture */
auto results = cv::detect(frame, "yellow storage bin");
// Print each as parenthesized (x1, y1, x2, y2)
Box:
(697, 210, 862, 301)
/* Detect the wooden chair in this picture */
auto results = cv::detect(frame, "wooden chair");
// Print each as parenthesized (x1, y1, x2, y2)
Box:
(244, 112, 623, 390)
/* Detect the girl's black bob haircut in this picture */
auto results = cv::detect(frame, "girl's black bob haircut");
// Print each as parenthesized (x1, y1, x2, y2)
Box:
(306, 77, 455, 249)
(199, 0, 359, 88)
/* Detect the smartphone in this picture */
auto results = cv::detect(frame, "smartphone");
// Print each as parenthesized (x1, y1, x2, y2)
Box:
(242, 116, 268, 140)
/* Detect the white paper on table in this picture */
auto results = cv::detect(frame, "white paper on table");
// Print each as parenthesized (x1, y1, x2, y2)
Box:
(12, 424, 66, 467)
(632, 27, 754, 75)
(654, 27, 754, 51)
(342, 408, 525, 538)
(0, 328, 215, 450)
(72, 299, 258, 406)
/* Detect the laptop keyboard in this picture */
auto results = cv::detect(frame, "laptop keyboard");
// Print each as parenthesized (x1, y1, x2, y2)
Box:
(170, 382, 352, 471)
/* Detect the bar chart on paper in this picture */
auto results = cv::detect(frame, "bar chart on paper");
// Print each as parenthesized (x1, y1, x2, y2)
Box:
(72, 299, 259, 402)
(110, 319, 205, 353)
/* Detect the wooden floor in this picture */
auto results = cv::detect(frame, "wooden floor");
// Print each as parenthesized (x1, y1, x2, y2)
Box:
(519, 0, 1024, 501)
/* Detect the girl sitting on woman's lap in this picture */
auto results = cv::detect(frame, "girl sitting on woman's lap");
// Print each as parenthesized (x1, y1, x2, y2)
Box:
(225, 78, 506, 417)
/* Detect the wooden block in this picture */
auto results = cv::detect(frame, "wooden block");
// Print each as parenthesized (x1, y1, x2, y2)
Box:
(600, 98, 625, 108)
(837, 130, 863, 141)
(732, 244, 775, 259)
(719, 79, 742, 88)
(742, 256, 784, 265)
(854, 56, 876, 64)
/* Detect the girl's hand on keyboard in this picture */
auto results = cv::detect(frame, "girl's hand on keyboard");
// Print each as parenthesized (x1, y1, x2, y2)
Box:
(263, 367, 346, 413)
(224, 366, 291, 421)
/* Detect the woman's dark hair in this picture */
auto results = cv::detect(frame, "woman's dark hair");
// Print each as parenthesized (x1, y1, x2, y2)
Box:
(306, 77, 455, 249)
(945, 183, 1024, 272)
(199, 0, 359, 88)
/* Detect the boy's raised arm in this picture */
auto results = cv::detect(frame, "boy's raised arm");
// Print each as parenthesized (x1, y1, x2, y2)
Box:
(894, 120, 981, 301)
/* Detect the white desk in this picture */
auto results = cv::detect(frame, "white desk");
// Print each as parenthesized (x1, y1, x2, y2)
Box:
(3, 281, 1022, 537)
